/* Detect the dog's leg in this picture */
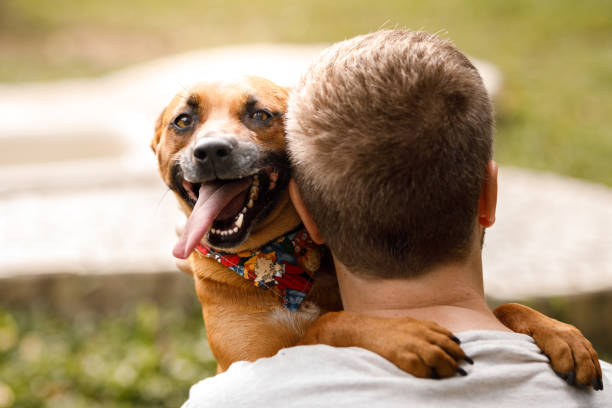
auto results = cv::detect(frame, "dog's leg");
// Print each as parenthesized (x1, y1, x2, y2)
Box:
(297, 311, 469, 379)
(203, 305, 314, 372)
(193, 270, 320, 372)
(494, 303, 603, 390)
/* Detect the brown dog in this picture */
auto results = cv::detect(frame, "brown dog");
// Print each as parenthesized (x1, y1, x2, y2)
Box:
(152, 76, 602, 386)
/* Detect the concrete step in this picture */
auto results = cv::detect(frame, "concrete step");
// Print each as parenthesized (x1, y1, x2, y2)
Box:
(484, 167, 612, 299)
(0, 44, 610, 304)
(1, 164, 611, 299)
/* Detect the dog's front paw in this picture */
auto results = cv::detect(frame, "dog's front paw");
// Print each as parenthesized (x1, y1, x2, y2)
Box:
(377, 317, 472, 378)
(494, 303, 603, 390)
(298, 311, 470, 379)
(533, 321, 603, 390)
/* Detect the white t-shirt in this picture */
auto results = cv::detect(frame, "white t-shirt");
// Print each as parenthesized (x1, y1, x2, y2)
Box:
(182, 330, 611, 407)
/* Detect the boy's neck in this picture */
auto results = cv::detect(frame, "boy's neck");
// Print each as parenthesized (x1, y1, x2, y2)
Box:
(334, 249, 512, 333)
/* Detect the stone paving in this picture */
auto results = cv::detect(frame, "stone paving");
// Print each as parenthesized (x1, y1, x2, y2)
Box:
(484, 167, 612, 299)
(0, 44, 611, 303)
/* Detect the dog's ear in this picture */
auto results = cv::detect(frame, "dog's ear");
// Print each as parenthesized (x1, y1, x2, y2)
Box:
(151, 108, 166, 153)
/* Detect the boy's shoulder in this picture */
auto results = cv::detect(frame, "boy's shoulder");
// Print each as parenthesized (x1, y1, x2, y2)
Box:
(182, 332, 611, 408)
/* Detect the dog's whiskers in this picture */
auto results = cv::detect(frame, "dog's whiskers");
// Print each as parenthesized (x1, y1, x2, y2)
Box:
(153, 188, 173, 216)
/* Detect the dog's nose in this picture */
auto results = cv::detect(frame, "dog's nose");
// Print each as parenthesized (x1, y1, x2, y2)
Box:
(193, 136, 235, 163)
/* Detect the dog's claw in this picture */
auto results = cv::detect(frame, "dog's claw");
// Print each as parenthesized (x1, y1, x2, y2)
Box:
(451, 335, 461, 344)
(592, 378, 604, 391)
(555, 370, 568, 381)
(457, 367, 468, 376)
(566, 370, 576, 386)
(430, 369, 440, 379)
(464, 356, 474, 365)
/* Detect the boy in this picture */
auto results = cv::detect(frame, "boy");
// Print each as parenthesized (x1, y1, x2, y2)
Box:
(183, 30, 610, 407)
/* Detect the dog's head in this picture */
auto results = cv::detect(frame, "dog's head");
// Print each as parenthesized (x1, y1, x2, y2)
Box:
(152, 76, 299, 258)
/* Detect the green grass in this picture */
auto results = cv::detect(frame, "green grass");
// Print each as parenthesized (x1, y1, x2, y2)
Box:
(0, 297, 610, 407)
(1, 0, 611, 186)
(0, 303, 216, 408)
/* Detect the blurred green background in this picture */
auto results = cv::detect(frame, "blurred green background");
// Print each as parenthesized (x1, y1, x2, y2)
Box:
(2, 0, 611, 186)
(1, 0, 611, 407)
(0, 299, 215, 408)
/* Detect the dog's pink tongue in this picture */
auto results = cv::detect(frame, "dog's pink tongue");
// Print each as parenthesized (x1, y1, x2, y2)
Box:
(173, 179, 251, 259)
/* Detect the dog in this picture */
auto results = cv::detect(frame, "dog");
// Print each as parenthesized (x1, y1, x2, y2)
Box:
(151, 76, 602, 387)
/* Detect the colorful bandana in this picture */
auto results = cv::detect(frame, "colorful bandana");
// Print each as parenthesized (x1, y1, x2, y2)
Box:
(195, 228, 321, 312)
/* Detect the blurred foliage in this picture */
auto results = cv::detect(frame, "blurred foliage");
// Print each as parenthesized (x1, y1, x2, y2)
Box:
(0, 296, 610, 407)
(0, 303, 216, 408)
(0, 0, 611, 186)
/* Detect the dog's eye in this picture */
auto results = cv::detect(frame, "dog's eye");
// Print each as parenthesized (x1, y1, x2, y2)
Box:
(173, 114, 193, 129)
(250, 110, 272, 121)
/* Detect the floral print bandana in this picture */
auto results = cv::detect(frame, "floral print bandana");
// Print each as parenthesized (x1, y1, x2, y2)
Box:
(196, 227, 322, 312)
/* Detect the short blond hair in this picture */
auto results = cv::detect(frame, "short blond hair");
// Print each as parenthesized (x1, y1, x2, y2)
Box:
(286, 30, 494, 278)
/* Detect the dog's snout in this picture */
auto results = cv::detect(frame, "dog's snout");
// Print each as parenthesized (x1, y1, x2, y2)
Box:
(182, 132, 260, 181)
(193, 136, 236, 163)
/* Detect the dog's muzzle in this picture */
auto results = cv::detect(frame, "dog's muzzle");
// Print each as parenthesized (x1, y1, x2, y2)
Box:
(180, 133, 261, 183)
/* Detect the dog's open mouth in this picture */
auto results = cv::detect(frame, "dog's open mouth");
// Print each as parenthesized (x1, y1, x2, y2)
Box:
(172, 166, 284, 259)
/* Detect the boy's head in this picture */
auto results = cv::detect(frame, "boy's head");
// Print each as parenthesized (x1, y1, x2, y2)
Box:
(286, 30, 494, 279)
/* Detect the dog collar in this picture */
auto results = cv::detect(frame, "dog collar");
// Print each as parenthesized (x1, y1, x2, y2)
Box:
(195, 227, 321, 312)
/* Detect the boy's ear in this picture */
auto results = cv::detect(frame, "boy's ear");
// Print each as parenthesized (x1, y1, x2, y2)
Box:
(151, 108, 166, 153)
(289, 179, 325, 244)
(478, 160, 498, 228)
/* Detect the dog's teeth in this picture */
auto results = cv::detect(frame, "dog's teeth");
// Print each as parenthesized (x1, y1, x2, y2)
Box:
(253, 177, 260, 187)
(251, 186, 259, 198)
(247, 199, 254, 208)
(232, 227, 238, 233)
(211, 229, 217, 234)
(241, 207, 247, 214)
(236, 213, 244, 228)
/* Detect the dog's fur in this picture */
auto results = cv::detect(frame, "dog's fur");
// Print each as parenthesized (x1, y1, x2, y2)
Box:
(152, 76, 602, 386)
